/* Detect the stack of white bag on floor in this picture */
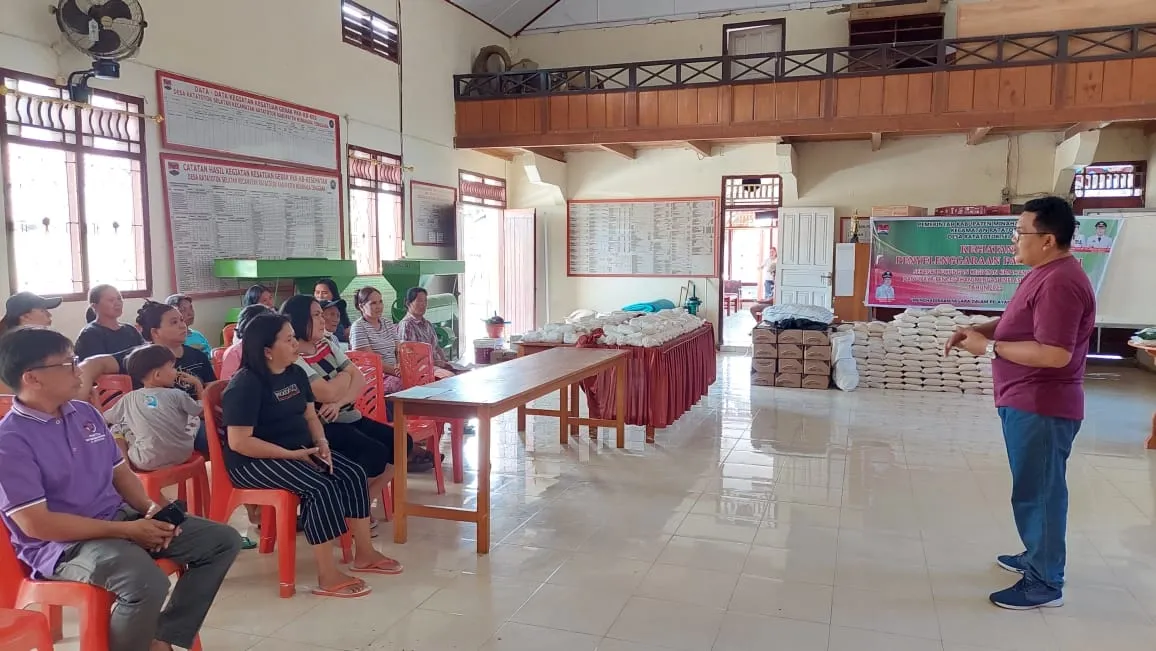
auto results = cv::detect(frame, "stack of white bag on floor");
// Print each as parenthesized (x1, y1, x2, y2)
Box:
(841, 304, 995, 394)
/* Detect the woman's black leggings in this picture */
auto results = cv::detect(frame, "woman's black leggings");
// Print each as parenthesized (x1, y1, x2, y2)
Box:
(323, 417, 413, 479)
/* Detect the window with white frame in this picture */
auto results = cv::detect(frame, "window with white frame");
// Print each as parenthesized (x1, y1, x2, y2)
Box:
(348, 146, 403, 275)
(2, 71, 149, 299)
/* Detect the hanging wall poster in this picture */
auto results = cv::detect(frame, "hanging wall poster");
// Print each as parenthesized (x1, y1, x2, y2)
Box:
(867, 215, 1123, 310)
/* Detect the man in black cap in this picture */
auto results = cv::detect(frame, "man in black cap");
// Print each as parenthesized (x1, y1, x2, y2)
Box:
(0, 292, 62, 333)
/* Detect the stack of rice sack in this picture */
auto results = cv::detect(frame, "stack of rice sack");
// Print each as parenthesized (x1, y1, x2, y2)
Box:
(845, 305, 995, 394)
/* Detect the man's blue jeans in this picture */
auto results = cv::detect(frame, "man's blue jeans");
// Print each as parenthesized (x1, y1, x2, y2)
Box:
(998, 406, 1081, 590)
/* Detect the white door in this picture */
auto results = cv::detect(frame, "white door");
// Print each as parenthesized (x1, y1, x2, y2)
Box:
(777, 207, 835, 307)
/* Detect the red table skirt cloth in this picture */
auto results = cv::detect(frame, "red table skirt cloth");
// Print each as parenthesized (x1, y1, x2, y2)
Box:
(521, 323, 714, 431)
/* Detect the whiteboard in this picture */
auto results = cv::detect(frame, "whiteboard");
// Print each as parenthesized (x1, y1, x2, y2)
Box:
(409, 181, 457, 247)
(1084, 211, 1156, 327)
(157, 71, 340, 171)
(567, 199, 718, 277)
(160, 154, 342, 296)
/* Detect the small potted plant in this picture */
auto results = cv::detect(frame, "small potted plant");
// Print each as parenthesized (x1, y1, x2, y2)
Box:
(484, 313, 509, 339)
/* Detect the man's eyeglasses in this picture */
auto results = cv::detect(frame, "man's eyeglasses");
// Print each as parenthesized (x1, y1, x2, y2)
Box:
(28, 356, 80, 372)
(1012, 230, 1052, 241)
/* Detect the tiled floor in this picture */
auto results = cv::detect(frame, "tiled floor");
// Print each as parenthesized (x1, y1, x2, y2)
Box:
(54, 356, 1156, 650)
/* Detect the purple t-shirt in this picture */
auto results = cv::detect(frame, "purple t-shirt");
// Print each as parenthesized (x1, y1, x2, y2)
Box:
(0, 400, 126, 578)
(992, 255, 1095, 420)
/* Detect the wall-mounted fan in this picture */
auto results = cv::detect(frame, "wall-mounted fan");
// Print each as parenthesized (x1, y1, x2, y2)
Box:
(50, 0, 147, 102)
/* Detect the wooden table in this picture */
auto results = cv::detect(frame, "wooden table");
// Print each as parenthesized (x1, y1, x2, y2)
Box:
(517, 324, 716, 442)
(391, 347, 629, 553)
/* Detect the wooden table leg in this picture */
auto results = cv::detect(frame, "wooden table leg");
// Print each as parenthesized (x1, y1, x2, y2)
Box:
(559, 386, 570, 445)
(616, 358, 627, 448)
(476, 407, 492, 554)
(392, 401, 409, 544)
(1148, 411, 1156, 449)
(570, 382, 580, 439)
(517, 404, 526, 433)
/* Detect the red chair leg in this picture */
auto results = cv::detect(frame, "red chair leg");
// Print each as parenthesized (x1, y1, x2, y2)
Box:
(381, 483, 394, 522)
(258, 506, 277, 555)
(77, 592, 114, 650)
(46, 605, 62, 642)
(275, 500, 297, 599)
(177, 482, 188, 505)
(340, 533, 352, 564)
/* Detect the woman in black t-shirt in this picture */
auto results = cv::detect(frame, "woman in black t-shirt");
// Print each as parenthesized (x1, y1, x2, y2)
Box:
(75, 284, 144, 361)
(222, 313, 402, 598)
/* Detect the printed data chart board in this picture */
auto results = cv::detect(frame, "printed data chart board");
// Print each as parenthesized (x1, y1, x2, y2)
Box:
(157, 71, 340, 170)
(409, 181, 457, 247)
(567, 199, 718, 277)
(161, 154, 342, 296)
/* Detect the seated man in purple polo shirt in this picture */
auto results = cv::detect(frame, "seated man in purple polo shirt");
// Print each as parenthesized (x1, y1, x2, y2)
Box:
(0, 327, 241, 651)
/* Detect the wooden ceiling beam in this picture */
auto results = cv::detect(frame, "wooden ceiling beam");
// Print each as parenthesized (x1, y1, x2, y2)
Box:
(523, 147, 567, 163)
(1063, 121, 1112, 141)
(599, 143, 636, 159)
(455, 104, 1156, 150)
(967, 127, 993, 145)
(686, 140, 714, 157)
(870, 132, 883, 151)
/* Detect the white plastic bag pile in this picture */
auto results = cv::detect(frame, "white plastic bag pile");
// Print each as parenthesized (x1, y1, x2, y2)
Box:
(840, 304, 995, 394)
(522, 308, 705, 347)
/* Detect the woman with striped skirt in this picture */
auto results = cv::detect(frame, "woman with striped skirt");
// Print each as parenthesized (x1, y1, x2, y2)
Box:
(220, 313, 403, 598)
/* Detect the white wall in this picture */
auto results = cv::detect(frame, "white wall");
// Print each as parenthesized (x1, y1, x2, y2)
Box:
(512, 7, 848, 68)
(511, 129, 1156, 331)
(0, 0, 508, 344)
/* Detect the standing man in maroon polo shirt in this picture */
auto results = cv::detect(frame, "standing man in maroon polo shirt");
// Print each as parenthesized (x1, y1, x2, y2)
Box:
(947, 196, 1095, 610)
(0, 327, 241, 651)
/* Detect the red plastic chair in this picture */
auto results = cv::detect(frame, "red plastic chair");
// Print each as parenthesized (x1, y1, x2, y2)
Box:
(221, 324, 236, 347)
(345, 351, 388, 425)
(0, 521, 201, 651)
(202, 381, 351, 598)
(133, 455, 211, 518)
(346, 351, 417, 519)
(210, 347, 225, 379)
(0, 396, 12, 419)
(397, 343, 468, 493)
(0, 607, 52, 650)
(90, 375, 132, 413)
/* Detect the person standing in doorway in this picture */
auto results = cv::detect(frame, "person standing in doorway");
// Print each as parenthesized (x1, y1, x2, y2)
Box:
(760, 246, 778, 301)
(947, 196, 1094, 610)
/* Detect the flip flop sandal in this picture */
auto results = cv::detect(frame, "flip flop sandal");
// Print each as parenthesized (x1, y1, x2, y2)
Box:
(239, 536, 257, 550)
(311, 579, 372, 598)
(350, 558, 404, 575)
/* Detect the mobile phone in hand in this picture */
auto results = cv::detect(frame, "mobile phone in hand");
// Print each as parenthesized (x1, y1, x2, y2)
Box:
(151, 501, 187, 526)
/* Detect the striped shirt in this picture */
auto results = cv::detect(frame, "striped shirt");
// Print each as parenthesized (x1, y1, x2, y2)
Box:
(295, 336, 362, 424)
(349, 317, 399, 366)
(397, 314, 447, 365)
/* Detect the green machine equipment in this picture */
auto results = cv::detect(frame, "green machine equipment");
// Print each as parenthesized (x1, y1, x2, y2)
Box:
(213, 258, 358, 323)
(380, 259, 464, 359)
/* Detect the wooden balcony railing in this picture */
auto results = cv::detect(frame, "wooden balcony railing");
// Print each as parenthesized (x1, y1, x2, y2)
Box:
(455, 23, 1156, 100)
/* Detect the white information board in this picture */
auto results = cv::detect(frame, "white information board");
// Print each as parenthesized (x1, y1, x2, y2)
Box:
(409, 181, 457, 247)
(567, 199, 718, 277)
(157, 71, 340, 171)
(161, 154, 342, 296)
